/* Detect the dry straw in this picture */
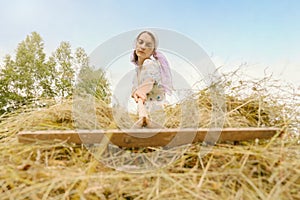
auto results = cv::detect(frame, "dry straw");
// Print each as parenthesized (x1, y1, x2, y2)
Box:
(0, 70, 299, 199)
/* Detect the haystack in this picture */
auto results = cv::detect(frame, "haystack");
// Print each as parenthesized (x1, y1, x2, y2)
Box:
(0, 71, 299, 199)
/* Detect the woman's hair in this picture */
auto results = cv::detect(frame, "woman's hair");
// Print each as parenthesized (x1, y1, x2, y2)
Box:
(133, 31, 158, 63)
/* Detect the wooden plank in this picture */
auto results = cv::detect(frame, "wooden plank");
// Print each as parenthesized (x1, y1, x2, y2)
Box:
(17, 128, 281, 147)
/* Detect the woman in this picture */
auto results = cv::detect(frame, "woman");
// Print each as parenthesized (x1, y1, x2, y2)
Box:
(131, 30, 173, 125)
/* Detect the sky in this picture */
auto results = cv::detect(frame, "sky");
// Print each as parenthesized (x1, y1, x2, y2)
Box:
(0, 0, 299, 88)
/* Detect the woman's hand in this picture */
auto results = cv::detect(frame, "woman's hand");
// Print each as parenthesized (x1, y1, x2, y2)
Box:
(132, 78, 154, 103)
(133, 89, 147, 103)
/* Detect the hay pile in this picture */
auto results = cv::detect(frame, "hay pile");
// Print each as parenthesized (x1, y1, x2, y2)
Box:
(0, 71, 299, 199)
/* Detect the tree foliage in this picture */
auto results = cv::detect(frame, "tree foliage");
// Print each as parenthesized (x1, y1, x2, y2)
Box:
(0, 32, 110, 114)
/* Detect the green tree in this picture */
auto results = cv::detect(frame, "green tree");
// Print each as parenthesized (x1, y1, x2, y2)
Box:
(0, 32, 111, 114)
(0, 55, 23, 113)
(76, 65, 111, 103)
(0, 32, 49, 113)
(14, 32, 47, 100)
(49, 43, 111, 102)
(50, 42, 75, 100)
(0, 32, 53, 113)
(74, 47, 111, 103)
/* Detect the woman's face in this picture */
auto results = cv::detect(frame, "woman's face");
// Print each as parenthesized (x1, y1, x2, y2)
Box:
(135, 33, 155, 61)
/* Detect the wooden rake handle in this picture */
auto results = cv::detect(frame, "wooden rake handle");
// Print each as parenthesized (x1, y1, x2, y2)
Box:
(137, 98, 148, 126)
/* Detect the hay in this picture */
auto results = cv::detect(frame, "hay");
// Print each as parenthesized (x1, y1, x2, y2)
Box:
(0, 71, 299, 199)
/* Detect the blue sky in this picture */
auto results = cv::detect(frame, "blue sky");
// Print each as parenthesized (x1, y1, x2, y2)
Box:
(0, 0, 299, 85)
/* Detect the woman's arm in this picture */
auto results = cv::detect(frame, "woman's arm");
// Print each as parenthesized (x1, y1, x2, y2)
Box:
(132, 59, 159, 103)
(132, 78, 154, 102)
